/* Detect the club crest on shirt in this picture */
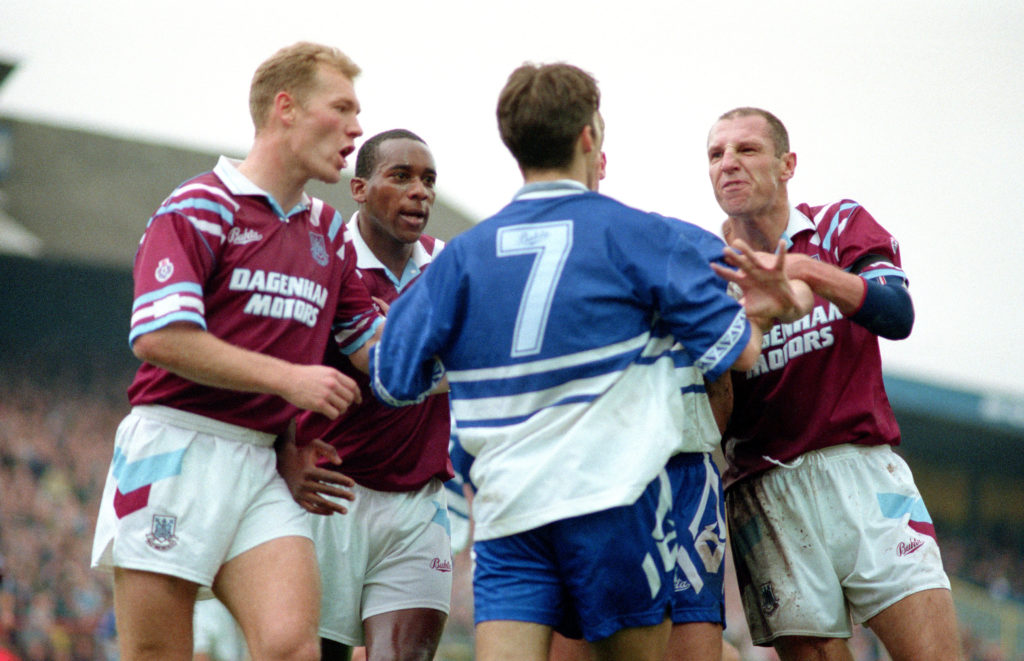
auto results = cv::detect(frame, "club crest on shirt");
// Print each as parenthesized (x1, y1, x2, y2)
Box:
(759, 581, 780, 616)
(146, 514, 179, 551)
(309, 232, 329, 266)
(155, 258, 174, 283)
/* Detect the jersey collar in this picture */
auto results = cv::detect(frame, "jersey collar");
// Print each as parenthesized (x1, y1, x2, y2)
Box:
(781, 205, 815, 248)
(214, 156, 311, 221)
(513, 179, 589, 201)
(348, 211, 434, 290)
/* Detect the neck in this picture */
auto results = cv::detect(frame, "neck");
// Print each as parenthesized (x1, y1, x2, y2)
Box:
(237, 138, 307, 213)
(358, 213, 414, 279)
(521, 157, 591, 189)
(723, 198, 791, 252)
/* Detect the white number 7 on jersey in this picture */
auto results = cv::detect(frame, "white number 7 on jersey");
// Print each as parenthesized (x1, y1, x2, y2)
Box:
(496, 220, 574, 357)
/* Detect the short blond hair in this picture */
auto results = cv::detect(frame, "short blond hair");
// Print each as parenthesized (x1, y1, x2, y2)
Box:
(249, 41, 360, 130)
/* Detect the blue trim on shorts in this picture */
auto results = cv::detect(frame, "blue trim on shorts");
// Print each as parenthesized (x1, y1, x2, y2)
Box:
(473, 462, 682, 641)
(668, 453, 727, 626)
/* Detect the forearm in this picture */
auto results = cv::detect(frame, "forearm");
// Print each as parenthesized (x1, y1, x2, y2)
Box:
(133, 323, 301, 397)
(704, 372, 733, 434)
(786, 255, 866, 315)
(733, 319, 767, 371)
(346, 322, 383, 375)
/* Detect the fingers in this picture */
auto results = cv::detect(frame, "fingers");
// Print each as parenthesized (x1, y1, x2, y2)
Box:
(300, 493, 350, 516)
(315, 372, 363, 419)
(303, 479, 355, 502)
(773, 239, 788, 271)
(305, 466, 356, 490)
(711, 262, 742, 284)
(310, 438, 342, 466)
(294, 470, 356, 516)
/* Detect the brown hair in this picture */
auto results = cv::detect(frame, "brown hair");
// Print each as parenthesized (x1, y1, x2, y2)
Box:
(249, 41, 360, 130)
(497, 62, 600, 170)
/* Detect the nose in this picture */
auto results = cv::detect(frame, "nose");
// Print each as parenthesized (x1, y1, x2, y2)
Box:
(408, 178, 431, 200)
(719, 147, 740, 171)
(349, 117, 363, 139)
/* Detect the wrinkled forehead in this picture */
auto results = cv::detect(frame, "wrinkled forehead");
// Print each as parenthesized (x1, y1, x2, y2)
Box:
(707, 114, 772, 148)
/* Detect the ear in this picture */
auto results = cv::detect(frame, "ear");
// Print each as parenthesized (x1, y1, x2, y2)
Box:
(779, 152, 797, 182)
(274, 90, 298, 126)
(578, 124, 597, 155)
(350, 177, 367, 204)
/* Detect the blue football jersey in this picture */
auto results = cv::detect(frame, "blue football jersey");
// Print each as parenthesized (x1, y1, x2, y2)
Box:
(370, 180, 750, 540)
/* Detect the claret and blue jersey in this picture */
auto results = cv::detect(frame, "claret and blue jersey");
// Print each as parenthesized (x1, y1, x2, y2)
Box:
(370, 180, 751, 541)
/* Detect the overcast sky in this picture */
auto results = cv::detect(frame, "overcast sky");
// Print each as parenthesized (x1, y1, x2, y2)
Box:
(2, 0, 1022, 395)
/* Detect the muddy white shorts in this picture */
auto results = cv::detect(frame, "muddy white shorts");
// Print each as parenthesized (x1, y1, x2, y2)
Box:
(91, 405, 311, 599)
(726, 443, 950, 645)
(313, 478, 452, 646)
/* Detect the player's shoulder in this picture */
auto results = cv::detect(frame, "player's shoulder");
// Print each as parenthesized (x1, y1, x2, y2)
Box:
(650, 212, 724, 244)
(306, 196, 348, 242)
(158, 171, 235, 211)
(797, 198, 876, 229)
(419, 232, 444, 256)
(146, 171, 241, 233)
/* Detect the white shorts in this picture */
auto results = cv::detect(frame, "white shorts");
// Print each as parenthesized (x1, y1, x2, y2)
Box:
(313, 478, 452, 646)
(726, 444, 950, 645)
(91, 405, 312, 599)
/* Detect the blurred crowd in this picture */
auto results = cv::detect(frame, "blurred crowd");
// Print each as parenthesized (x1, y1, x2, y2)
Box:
(0, 356, 1021, 660)
(0, 358, 130, 660)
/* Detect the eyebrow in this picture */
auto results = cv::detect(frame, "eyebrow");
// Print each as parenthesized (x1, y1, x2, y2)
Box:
(386, 164, 437, 175)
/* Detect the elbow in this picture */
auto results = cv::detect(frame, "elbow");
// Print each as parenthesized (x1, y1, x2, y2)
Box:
(131, 332, 161, 363)
(851, 280, 915, 340)
(877, 311, 914, 340)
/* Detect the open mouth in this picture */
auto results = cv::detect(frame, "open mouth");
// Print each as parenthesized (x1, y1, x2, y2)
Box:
(399, 209, 427, 225)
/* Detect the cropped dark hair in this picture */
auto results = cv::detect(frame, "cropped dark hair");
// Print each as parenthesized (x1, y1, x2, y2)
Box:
(354, 129, 427, 179)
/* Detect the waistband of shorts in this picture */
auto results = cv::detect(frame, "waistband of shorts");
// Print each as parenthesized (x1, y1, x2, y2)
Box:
(785, 442, 892, 468)
(131, 405, 277, 448)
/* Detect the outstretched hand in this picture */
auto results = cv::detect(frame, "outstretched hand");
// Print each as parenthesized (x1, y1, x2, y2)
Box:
(275, 420, 356, 516)
(711, 239, 813, 324)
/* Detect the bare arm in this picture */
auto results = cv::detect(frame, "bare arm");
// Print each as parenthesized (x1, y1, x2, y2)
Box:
(346, 322, 383, 375)
(784, 252, 866, 315)
(704, 372, 733, 435)
(132, 322, 361, 419)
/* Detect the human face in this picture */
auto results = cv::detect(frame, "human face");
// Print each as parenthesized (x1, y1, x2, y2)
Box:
(290, 65, 363, 184)
(353, 138, 437, 247)
(707, 114, 794, 219)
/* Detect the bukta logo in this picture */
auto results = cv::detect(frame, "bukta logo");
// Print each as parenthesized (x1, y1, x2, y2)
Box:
(898, 539, 925, 556)
(430, 557, 452, 573)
